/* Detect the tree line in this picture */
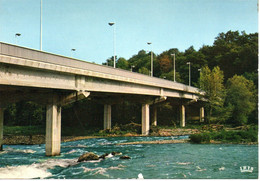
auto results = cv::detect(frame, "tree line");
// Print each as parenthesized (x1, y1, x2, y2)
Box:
(4, 30, 258, 127)
(104, 30, 258, 126)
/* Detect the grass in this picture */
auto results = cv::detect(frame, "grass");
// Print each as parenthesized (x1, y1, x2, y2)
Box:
(4, 125, 45, 136)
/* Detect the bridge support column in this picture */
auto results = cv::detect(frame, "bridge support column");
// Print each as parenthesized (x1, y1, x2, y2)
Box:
(104, 104, 112, 130)
(142, 104, 150, 135)
(152, 106, 157, 126)
(0, 108, 3, 151)
(46, 102, 61, 156)
(180, 105, 185, 127)
(200, 107, 205, 122)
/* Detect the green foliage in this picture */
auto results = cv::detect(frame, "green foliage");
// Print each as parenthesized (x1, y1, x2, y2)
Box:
(138, 67, 150, 75)
(117, 57, 129, 70)
(190, 128, 258, 144)
(189, 133, 210, 143)
(199, 66, 231, 123)
(4, 125, 45, 135)
(5, 101, 45, 126)
(226, 75, 256, 125)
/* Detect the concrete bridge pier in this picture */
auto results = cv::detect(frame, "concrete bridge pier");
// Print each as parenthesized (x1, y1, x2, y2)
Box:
(180, 105, 185, 127)
(45, 96, 61, 156)
(200, 107, 205, 122)
(104, 104, 112, 130)
(0, 108, 4, 151)
(151, 106, 157, 126)
(142, 104, 150, 135)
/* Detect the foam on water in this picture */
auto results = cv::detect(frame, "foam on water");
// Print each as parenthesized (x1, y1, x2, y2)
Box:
(0, 164, 51, 179)
(0, 147, 36, 154)
(0, 158, 78, 179)
(82, 164, 125, 177)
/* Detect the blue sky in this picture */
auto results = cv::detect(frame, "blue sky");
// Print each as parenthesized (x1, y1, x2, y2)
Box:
(0, 0, 258, 64)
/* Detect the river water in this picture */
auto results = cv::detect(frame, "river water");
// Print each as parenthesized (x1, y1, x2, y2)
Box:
(0, 136, 258, 179)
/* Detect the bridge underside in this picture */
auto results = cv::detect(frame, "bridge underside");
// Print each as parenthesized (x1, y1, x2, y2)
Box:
(0, 42, 204, 156)
(0, 84, 205, 156)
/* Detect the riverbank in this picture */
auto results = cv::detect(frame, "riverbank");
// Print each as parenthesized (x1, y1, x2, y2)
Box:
(3, 128, 199, 145)
(2, 125, 258, 145)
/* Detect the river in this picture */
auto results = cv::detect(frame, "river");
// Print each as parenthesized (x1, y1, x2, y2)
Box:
(0, 136, 258, 179)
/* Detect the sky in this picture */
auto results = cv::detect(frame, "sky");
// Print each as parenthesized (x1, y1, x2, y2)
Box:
(0, 0, 258, 65)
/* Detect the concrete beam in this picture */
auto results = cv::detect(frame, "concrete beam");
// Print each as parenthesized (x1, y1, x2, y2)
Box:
(200, 107, 205, 122)
(60, 91, 90, 106)
(0, 108, 3, 151)
(104, 104, 112, 130)
(46, 101, 61, 156)
(142, 104, 150, 135)
(180, 105, 185, 127)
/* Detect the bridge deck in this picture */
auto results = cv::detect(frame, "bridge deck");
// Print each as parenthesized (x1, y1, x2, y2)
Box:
(0, 42, 198, 95)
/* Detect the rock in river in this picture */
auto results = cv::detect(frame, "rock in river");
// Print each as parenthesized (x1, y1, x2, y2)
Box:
(77, 152, 99, 162)
(120, 155, 131, 159)
(112, 151, 122, 155)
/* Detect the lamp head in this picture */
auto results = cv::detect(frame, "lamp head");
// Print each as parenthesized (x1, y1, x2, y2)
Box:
(108, 22, 115, 26)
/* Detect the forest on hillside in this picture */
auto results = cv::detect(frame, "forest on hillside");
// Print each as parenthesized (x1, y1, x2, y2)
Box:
(3, 30, 258, 128)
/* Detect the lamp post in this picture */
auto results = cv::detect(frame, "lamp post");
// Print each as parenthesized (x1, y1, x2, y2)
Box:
(187, 62, 191, 86)
(15, 33, 21, 45)
(171, 53, 176, 82)
(108, 22, 116, 68)
(147, 42, 153, 77)
(40, 0, 42, 51)
(198, 68, 202, 88)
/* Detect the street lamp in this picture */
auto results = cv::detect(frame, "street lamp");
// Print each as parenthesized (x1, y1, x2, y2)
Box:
(131, 65, 135, 72)
(187, 62, 191, 86)
(147, 42, 153, 77)
(15, 33, 21, 45)
(108, 22, 116, 68)
(171, 53, 176, 82)
(71, 48, 76, 57)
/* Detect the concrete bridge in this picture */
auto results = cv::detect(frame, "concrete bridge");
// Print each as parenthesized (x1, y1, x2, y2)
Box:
(0, 42, 204, 156)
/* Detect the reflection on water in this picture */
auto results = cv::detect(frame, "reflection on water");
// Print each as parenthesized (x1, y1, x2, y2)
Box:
(0, 136, 258, 179)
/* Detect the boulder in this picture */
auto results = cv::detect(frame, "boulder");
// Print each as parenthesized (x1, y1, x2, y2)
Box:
(111, 151, 122, 156)
(77, 152, 99, 162)
(120, 155, 131, 159)
(99, 153, 109, 159)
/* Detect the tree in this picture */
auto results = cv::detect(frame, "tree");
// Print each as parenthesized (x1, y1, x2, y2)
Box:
(211, 31, 258, 81)
(198, 66, 231, 123)
(158, 54, 171, 72)
(102, 56, 115, 67)
(138, 67, 150, 76)
(225, 75, 256, 125)
(117, 57, 129, 70)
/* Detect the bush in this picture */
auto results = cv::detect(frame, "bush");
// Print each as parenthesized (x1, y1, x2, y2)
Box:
(189, 133, 210, 144)
(190, 127, 258, 144)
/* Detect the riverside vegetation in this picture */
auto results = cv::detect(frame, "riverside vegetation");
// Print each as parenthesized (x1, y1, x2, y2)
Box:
(2, 30, 258, 145)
